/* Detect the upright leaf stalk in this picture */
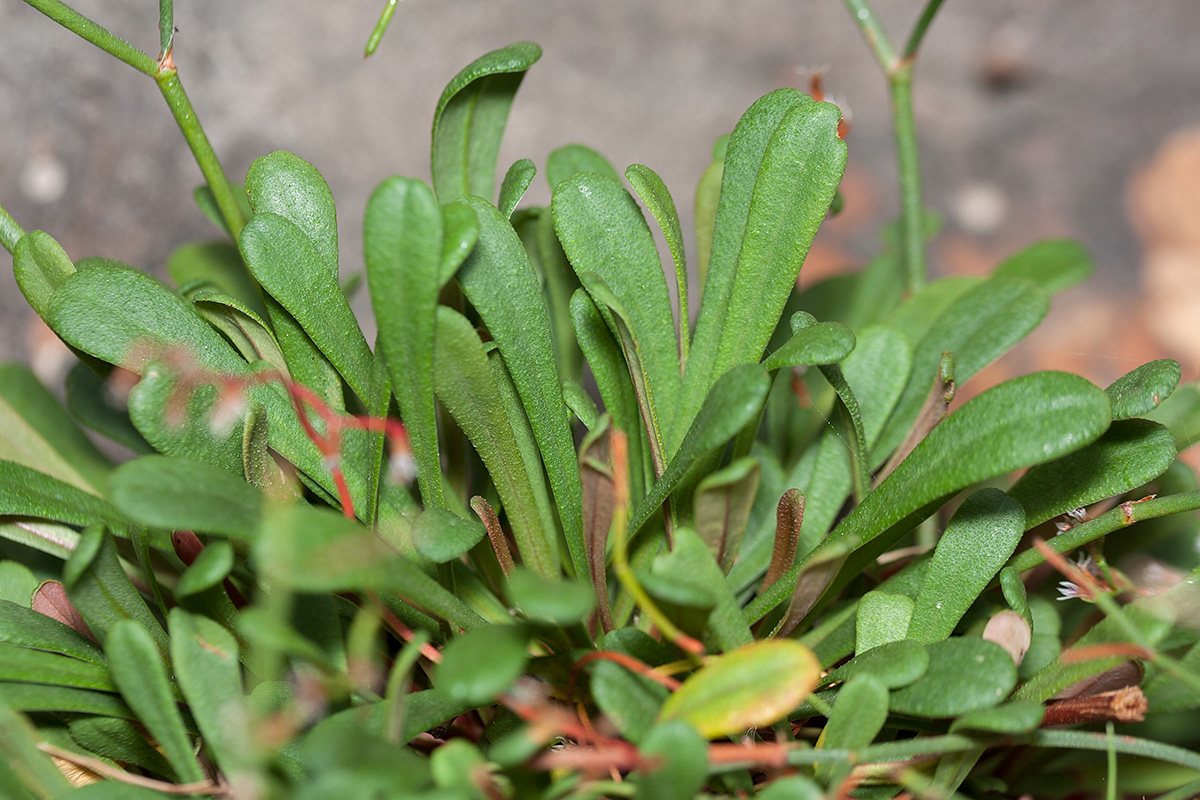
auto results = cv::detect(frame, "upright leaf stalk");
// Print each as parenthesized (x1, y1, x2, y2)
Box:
(842, 0, 945, 293)
(22, 0, 246, 239)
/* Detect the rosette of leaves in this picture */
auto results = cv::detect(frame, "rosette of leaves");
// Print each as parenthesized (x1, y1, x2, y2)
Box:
(3, 4, 1200, 799)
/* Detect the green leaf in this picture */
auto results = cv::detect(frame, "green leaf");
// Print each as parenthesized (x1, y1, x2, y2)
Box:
(109, 455, 262, 539)
(167, 240, 265, 318)
(553, 172, 682, 450)
(13, 230, 75, 321)
(0, 692, 74, 797)
(63, 526, 168, 652)
(874, 276, 1050, 461)
(256, 504, 484, 630)
(433, 307, 558, 578)
(263, 295, 344, 409)
(578, 273, 672, 477)
(820, 639, 929, 689)
(658, 639, 821, 738)
(0, 642, 113, 690)
(365, 176, 447, 507)
(188, 288, 289, 373)
(0, 460, 123, 529)
(240, 211, 374, 401)
(1105, 359, 1182, 420)
(683, 91, 846, 442)
(47, 265, 247, 374)
(816, 675, 887, 782)
(64, 361, 153, 455)
(993, 238, 1094, 294)
(634, 720, 708, 800)
(169, 608, 257, 777)
(174, 540, 235, 599)
(588, 658, 668, 744)
(69, 716, 176, 781)
(884, 275, 980, 345)
(755, 777, 823, 800)
(839, 325, 913, 449)
(126, 366, 245, 476)
(107, 619, 205, 783)
(0, 562, 36, 606)
(750, 371, 1111, 626)
(1148, 379, 1200, 452)
(498, 158, 536, 219)
(855, 591, 913, 654)
(440, 202, 481, 286)
(951, 701, 1045, 734)
(626, 163, 689, 366)
(694, 457, 760, 573)
(693, 140, 726, 290)
(432, 42, 542, 202)
(628, 364, 771, 539)
(907, 489, 1025, 644)
(0, 599, 104, 665)
(651, 527, 753, 652)
(1007, 418, 1176, 528)
(546, 144, 620, 189)
(888, 638, 1017, 718)
(436, 624, 528, 706)
(454, 197, 584, 580)
(761, 314, 857, 372)
(245, 151, 340, 274)
(0, 682, 132, 718)
(508, 567, 594, 624)
(411, 508, 487, 564)
(570, 290, 645, 493)
(0, 363, 112, 493)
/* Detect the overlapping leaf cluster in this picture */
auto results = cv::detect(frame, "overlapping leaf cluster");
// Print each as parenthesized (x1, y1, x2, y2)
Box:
(3, 10, 1200, 800)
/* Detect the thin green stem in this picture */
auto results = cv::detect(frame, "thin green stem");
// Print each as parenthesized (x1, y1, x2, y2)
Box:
(1005, 491, 1200, 575)
(841, 0, 897, 71)
(23, 0, 158, 77)
(902, 0, 948, 60)
(890, 66, 926, 292)
(842, 0, 933, 292)
(365, 0, 402, 58)
(156, 70, 247, 239)
(0, 203, 26, 254)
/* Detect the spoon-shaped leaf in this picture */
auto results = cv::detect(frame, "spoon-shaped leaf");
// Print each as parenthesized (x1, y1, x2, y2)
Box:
(107, 619, 206, 783)
(906, 488, 1025, 644)
(1008, 418, 1176, 529)
(365, 176, 448, 508)
(658, 639, 821, 738)
(432, 42, 542, 202)
(110, 455, 261, 539)
(1105, 359, 1181, 420)
(455, 197, 584, 579)
(749, 371, 1111, 627)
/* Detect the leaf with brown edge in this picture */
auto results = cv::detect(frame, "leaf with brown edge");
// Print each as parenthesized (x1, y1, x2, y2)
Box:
(31, 581, 96, 643)
(657, 640, 820, 738)
(579, 418, 615, 631)
(762, 489, 804, 591)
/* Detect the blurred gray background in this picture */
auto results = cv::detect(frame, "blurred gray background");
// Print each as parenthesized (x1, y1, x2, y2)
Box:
(3, 0, 1200, 385)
